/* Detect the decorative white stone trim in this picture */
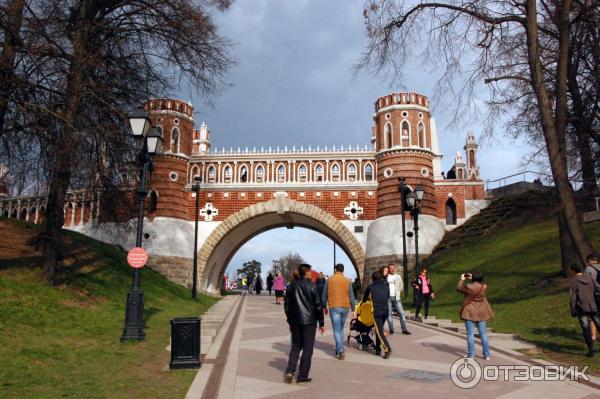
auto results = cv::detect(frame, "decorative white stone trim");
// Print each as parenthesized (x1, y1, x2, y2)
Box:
(383, 168, 393, 178)
(344, 201, 364, 221)
(199, 202, 219, 221)
(169, 171, 178, 182)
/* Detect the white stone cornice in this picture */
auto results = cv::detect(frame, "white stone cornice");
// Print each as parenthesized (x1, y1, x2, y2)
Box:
(374, 104, 430, 116)
(434, 180, 484, 186)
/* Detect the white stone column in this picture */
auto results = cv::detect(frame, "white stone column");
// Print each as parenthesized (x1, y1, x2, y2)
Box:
(80, 202, 85, 225)
(359, 159, 363, 182)
(34, 206, 39, 224)
(70, 202, 76, 226)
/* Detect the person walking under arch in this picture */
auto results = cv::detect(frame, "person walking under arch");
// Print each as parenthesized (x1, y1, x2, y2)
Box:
(284, 264, 325, 383)
(322, 263, 356, 359)
(274, 272, 286, 304)
(457, 272, 493, 360)
(362, 271, 391, 359)
(386, 264, 411, 335)
(255, 275, 263, 295)
(267, 273, 274, 296)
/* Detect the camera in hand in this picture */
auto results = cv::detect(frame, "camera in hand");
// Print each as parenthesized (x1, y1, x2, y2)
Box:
(464, 273, 472, 279)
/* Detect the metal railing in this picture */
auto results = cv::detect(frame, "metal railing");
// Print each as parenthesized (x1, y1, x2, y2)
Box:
(484, 170, 552, 191)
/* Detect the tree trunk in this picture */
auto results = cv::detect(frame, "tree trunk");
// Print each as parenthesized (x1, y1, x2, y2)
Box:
(41, 2, 91, 284)
(0, 0, 25, 133)
(524, 0, 596, 264)
(567, 44, 598, 197)
(558, 209, 579, 277)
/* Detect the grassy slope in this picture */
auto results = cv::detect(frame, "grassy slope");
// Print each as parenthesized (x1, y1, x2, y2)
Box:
(423, 218, 600, 372)
(0, 219, 217, 399)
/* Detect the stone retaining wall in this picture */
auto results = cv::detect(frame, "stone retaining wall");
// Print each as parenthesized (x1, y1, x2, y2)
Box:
(147, 255, 193, 288)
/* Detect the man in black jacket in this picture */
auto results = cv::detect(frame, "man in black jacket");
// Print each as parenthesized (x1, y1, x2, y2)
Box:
(363, 271, 392, 358)
(284, 263, 325, 383)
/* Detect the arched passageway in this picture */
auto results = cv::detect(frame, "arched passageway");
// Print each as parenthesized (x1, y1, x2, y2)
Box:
(197, 198, 365, 294)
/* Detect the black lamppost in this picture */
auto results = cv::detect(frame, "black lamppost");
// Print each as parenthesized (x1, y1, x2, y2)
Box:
(191, 176, 201, 299)
(121, 110, 163, 342)
(406, 186, 425, 276)
(398, 178, 410, 298)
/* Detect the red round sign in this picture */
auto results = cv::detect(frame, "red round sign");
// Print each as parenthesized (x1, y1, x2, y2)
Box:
(127, 247, 148, 269)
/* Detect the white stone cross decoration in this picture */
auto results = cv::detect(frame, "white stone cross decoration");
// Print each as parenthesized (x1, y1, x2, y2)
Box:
(344, 201, 364, 221)
(200, 202, 219, 222)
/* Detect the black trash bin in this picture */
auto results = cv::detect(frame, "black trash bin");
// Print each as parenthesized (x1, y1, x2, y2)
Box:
(170, 317, 201, 369)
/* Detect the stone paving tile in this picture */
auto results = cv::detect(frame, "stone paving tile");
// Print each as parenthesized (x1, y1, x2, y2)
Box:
(220, 295, 600, 399)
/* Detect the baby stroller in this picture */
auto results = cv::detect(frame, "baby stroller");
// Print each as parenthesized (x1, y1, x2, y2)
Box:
(347, 300, 375, 351)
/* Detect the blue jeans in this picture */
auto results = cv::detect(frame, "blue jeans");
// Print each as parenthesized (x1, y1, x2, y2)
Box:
(329, 307, 350, 354)
(464, 320, 491, 359)
(387, 297, 408, 333)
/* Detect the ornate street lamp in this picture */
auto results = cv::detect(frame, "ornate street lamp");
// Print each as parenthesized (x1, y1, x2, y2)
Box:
(398, 177, 410, 298)
(121, 112, 163, 341)
(191, 175, 201, 298)
(406, 186, 425, 276)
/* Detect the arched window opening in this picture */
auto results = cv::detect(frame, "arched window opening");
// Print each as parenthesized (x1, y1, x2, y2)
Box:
(385, 122, 393, 148)
(347, 164, 357, 181)
(331, 163, 340, 182)
(365, 164, 373, 181)
(171, 127, 180, 153)
(457, 169, 464, 179)
(190, 165, 200, 184)
(277, 164, 286, 182)
(240, 166, 248, 183)
(418, 122, 426, 148)
(11, 209, 17, 218)
(401, 121, 410, 147)
(315, 164, 324, 182)
(30, 207, 36, 223)
(445, 198, 457, 225)
(298, 164, 307, 182)
(469, 150, 476, 167)
(149, 191, 158, 213)
(224, 165, 232, 183)
(255, 165, 265, 183)
(207, 165, 216, 183)
(2, 209, 9, 218)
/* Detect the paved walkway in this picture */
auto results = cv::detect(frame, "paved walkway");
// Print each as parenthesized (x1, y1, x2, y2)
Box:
(194, 294, 600, 399)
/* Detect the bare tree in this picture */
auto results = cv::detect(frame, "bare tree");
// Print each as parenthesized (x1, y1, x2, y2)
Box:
(360, 0, 597, 263)
(1, 0, 233, 283)
(272, 252, 304, 282)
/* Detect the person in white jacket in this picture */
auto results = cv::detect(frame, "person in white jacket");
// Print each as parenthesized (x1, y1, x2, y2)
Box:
(386, 264, 411, 335)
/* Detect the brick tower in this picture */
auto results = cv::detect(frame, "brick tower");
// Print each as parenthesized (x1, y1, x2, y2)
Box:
(365, 92, 446, 276)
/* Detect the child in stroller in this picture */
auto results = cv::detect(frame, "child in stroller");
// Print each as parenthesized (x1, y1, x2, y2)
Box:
(347, 300, 375, 350)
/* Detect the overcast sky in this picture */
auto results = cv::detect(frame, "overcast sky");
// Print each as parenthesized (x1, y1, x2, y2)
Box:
(174, 1, 533, 280)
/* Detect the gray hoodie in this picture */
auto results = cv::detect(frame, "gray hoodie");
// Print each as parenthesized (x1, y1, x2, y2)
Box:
(570, 274, 598, 316)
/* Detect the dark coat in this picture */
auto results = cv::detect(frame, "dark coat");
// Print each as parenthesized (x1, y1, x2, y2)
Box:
(570, 274, 598, 316)
(285, 278, 325, 327)
(362, 279, 390, 314)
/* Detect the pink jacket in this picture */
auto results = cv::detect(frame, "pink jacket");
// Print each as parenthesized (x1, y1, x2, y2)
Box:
(273, 276, 286, 291)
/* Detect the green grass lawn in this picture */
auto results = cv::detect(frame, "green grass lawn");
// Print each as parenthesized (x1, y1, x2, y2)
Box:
(0, 220, 218, 399)
(420, 219, 600, 373)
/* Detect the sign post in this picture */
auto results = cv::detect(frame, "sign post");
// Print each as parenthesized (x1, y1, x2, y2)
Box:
(127, 247, 148, 269)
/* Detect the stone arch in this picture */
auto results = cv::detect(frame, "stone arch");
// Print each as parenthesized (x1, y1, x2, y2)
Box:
(197, 198, 366, 294)
(445, 198, 457, 225)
